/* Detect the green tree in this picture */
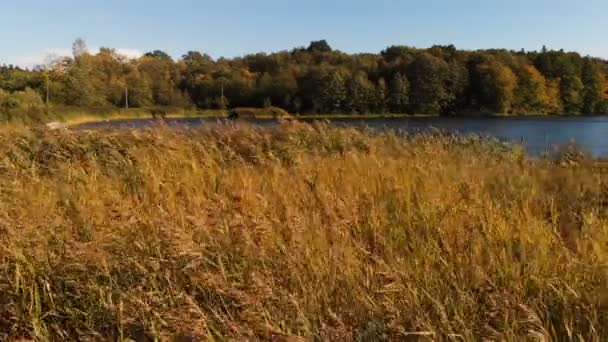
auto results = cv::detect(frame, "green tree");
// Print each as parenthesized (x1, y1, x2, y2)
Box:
(560, 74, 584, 114)
(407, 53, 450, 114)
(581, 58, 603, 114)
(270, 72, 298, 111)
(126, 67, 153, 107)
(297, 69, 326, 113)
(601, 73, 608, 114)
(475, 60, 518, 114)
(64, 63, 100, 106)
(307, 40, 332, 53)
(515, 64, 549, 114)
(0, 66, 40, 92)
(182, 51, 213, 72)
(139, 54, 186, 107)
(381, 45, 416, 64)
(144, 50, 173, 61)
(345, 72, 374, 114)
(444, 62, 469, 115)
(388, 73, 409, 113)
(256, 72, 274, 107)
(374, 78, 388, 113)
(320, 71, 346, 113)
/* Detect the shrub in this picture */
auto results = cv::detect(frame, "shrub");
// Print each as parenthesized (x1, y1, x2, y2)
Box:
(0, 88, 47, 123)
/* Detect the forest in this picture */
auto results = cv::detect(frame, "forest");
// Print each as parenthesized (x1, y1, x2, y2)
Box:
(1, 39, 607, 119)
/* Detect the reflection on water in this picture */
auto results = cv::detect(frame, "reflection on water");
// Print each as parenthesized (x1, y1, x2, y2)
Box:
(76, 116, 608, 157)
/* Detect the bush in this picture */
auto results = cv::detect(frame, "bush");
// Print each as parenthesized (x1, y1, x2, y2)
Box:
(0, 88, 47, 123)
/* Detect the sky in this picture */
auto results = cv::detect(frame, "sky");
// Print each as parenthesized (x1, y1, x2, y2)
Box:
(1, 0, 607, 68)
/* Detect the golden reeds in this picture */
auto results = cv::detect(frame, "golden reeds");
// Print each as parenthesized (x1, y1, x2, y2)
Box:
(0, 122, 605, 340)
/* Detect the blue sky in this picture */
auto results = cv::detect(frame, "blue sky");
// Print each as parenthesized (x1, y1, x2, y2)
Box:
(2, 0, 607, 67)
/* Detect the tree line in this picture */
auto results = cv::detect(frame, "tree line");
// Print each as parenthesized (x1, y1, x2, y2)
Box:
(1, 39, 607, 116)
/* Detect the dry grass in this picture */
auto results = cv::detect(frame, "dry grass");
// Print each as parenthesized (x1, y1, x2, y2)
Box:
(59, 109, 227, 126)
(0, 122, 606, 341)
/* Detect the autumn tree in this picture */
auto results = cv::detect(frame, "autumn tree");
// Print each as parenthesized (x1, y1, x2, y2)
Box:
(1, 38, 607, 117)
(475, 60, 517, 114)
(515, 64, 549, 114)
(139, 51, 188, 107)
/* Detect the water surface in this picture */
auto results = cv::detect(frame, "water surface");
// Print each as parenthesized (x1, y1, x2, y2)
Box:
(77, 116, 608, 157)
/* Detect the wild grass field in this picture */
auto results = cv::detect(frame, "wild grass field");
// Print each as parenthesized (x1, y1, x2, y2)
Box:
(0, 122, 606, 341)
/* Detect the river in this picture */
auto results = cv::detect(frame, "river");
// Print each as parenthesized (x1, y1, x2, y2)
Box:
(76, 116, 608, 157)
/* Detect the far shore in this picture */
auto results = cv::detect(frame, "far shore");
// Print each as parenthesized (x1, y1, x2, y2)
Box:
(52, 110, 608, 128)
(59, 110, 224, 126)
(57, 111, 436, 127)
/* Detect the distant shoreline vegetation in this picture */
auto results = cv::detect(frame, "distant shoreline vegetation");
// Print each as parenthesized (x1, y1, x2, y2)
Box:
(45, 107, 608, 128)
(1, 39, 607, 123)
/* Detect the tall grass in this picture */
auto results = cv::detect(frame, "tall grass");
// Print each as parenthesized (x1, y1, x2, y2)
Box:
(0, 122, 606, 341)
(0, 106, 227, 126)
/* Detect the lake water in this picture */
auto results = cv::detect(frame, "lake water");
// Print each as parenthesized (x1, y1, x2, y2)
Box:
(77, 116, 608, 157)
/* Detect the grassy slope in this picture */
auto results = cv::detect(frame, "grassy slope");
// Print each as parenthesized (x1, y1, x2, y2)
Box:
(0, 123, 606, 340)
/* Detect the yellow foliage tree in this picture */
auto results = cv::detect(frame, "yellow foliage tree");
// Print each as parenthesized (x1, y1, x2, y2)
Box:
(477, 61, 517, 114)
(516, 64, 548, 114)
(544, 78, 563, 114)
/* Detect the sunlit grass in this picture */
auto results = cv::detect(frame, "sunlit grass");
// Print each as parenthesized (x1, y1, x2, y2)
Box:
(58, 108, 228, 126)
(0, 122, 606, 340)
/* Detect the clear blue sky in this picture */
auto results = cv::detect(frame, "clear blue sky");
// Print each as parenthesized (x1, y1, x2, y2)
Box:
(2, 0, 607, 67)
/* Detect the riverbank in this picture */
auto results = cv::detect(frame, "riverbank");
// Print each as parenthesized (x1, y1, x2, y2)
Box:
(51, 111, 433, 128)
(58, 109, 228, 126)
(0, 123, 605, 340)
(61, 111, 427, 125)
(9, 106, 605, 128)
